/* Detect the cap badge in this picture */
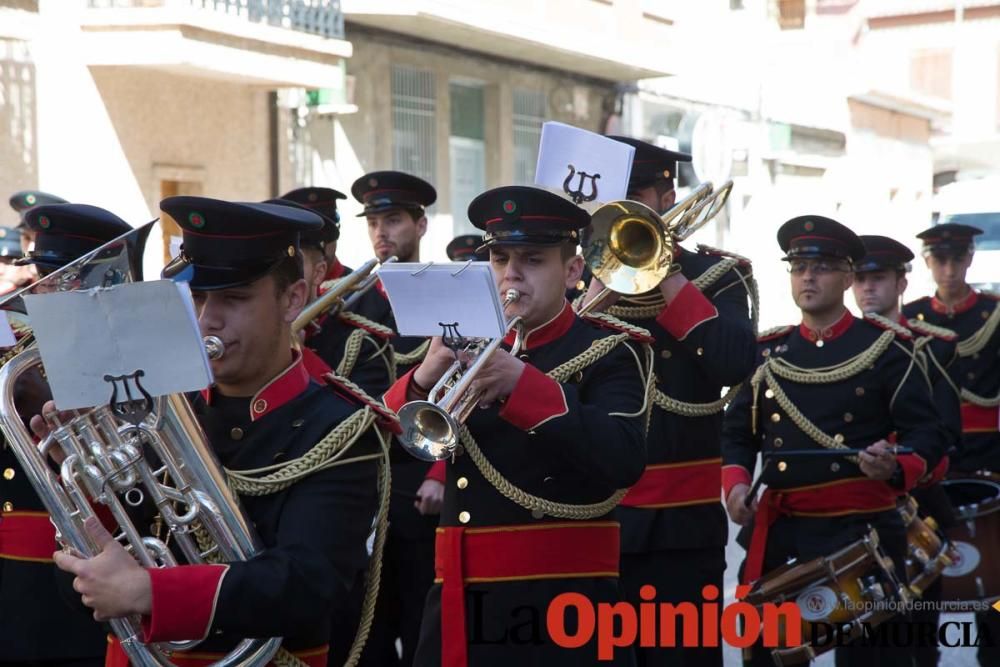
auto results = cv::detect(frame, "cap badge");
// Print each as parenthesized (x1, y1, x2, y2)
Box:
(942, 230, 951, 239)
(804, 220, 815, 232)
(38, 215, 51, 229)
(25, 194, 36, 205)
(503, 200, 517, 214)
(308, 192, 318, 202)
(188, 212, 206, 229)
(368, 178, 378, 188)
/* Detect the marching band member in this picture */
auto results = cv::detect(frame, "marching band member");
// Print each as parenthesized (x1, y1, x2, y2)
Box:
(383, 185, 650, 666)
(722, 216, 947, 667)
(445, 234, 487, 262)
(585, 136, 756, 667)
(347, 170, 439, 667)
(0, 203, 132, 667)
(852, 234, 960, 667)
(36, 197, 388, 667)
(8, 190, 68, 258)
(280, 186, 353, 281)
(903, 223, 1000, 667)
(267, 197, 393, 394)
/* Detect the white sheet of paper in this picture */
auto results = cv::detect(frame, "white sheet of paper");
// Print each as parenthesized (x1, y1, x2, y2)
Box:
(378, 262, 506, 339)
(534, 121, 634, 208)
(25, 280, 212, 410)
(0, 312, 17, 348)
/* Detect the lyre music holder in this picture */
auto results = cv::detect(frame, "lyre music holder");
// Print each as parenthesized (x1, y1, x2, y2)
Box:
(104, 370, 153, 426)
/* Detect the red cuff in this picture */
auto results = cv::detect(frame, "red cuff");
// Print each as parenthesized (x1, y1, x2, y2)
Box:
(499, 364, 568, 431)
(426, 461, 447, 484)
(722, 464, 752, 500)
(656, 282, 719, 341)
(141, 564, 228, 643)
(896, 453, 928, 492)
(384, 367, 419, 412)
(919, 456, 949, 487)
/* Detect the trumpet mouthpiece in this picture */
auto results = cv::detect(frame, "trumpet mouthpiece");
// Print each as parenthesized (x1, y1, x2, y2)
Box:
(504, 289, 520, 304)
(204, 336, 225, 361)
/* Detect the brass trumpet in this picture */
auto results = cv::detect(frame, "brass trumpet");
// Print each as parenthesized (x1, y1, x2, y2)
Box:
(578, 180, 734, 315)
(291, 255, 397, 334)
(396, 289, 524, 461)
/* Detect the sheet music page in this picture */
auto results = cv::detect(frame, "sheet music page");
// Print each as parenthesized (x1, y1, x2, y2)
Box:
(378, 262, 506, 339)
(25, 280, 212, 410)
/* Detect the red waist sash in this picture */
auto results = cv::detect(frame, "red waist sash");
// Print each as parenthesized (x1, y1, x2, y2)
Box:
(435, 521, 620, 667)
(621, 458, 721, 508)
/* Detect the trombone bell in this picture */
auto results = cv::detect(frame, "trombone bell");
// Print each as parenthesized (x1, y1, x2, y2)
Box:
(586, 200, 673, 297)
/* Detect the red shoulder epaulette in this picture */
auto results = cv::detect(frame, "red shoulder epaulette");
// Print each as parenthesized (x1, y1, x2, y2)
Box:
(582, 313, 655, 344)
(696, 244, 753, 270)
(863, 313, 913, 339)
(757, 325, 793, 342)
(322, 373, 401, 435)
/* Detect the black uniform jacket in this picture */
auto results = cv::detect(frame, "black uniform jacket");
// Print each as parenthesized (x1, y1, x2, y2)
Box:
(722, 310, 948, 502)
(118, 352, 381, 655)
(384, 302, 648, 665)
(616, 246, 756, 553)
(903, 290, 1000, 472)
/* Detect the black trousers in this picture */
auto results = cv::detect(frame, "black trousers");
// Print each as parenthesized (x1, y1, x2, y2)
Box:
(620, 547, 726, 667)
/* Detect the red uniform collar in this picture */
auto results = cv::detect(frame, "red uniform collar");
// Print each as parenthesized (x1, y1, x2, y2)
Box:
(375, 278, 388, 301)
(798, 309, 854, 346)
(325, 258, 347, 281)
(200, 349, 311, 422)
(931, 288, 978, 316)
(503, 300, 575, 351)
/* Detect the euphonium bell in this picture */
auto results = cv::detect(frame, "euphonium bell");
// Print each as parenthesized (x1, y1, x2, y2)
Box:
(397, 289, 523, 461)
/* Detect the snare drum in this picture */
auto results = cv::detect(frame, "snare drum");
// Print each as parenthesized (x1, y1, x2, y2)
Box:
(939, 471, 1000, 609)
(744, 528, 909, 666)
(897, 495, 951, 596)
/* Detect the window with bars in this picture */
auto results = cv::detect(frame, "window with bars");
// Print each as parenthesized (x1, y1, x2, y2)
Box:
(392, 65, 437, 189)
(512, 88, 546, 186)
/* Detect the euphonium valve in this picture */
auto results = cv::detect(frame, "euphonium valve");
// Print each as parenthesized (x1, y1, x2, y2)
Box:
(397, 289, 523, 461)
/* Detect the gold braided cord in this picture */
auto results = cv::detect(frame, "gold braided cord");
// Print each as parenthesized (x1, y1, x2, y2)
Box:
(580, 311, 654, 341)
(394, 339, 430, 369)
(339, 311, 396, 339)
(907, 318, 958, 341)
(957, 304, 1000, 358)
(226, 407, 380, 496)
(604, 254, 760, 418)
(765, 330, 896, 385)
(271, 433, 392, 667)
(341, 429, 392, 667)
(913, 335, 961, 399)
(865, 312, 913, 339)
(757, 364, 860, 465)
(460, 333, 645, 519)
(225, 376, 402, 496)
(652, 384, 740, 418)
(336, 328, 366, 379)
(962, 387, 1000, 408)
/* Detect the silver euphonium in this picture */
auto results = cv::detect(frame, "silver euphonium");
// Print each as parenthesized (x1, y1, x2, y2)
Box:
(397, 289, 524, 461)
(0, 222, 280, 667)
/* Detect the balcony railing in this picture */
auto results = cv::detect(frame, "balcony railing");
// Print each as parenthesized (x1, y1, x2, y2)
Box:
(87, 0, 344, 40)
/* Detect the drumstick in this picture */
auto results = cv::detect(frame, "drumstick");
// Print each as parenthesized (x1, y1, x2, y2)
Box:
(743, 458, 771, 509)
(763, 447, 914, 458)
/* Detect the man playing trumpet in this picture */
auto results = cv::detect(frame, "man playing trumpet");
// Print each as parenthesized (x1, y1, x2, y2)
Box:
(383, 185, 650, 666)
